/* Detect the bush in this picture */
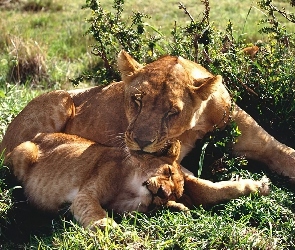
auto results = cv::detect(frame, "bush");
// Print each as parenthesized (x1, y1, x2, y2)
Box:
(77, 0, 295, 177)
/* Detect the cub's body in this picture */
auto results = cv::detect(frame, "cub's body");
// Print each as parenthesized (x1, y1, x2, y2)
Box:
(6, 133, 184, 229)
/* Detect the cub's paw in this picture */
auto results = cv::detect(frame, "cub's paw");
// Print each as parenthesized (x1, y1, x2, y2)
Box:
(89, 218, 118, 231)
(232, 175, 271, 196)
(240, 176, 271, 196)
(256, 176, 271, 196)
(165, 200, 190, 214)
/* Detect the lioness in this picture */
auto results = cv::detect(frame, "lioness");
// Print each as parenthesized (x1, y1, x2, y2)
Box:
(1, 51, 295, 180)
(5, 133, 270, 229)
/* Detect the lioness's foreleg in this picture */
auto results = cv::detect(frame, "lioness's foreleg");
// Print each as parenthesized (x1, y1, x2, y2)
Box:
(0, 90, 75, 156)
(232, 105, 295, 181)
(71, 192, 118, 230)
(183, 174, 270, 207)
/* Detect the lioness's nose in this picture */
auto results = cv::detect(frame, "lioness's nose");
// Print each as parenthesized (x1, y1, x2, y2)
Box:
(134, 138, 153, 150)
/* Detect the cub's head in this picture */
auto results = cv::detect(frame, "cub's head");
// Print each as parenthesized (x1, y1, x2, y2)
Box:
(118, 50, 230, 153)
(141, 140, 185, 207)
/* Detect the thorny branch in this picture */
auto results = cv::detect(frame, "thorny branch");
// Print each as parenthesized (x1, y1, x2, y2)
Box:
(178, 1, 211, 62)
(201, 0, 210, 25)
(178, 2, 194, 22)
(269, 3, 295, 23)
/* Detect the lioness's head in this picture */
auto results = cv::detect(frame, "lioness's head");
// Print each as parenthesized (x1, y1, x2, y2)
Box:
(118, 50, 231, 153)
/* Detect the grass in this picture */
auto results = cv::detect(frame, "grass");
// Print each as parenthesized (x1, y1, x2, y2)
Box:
(1, 174, 295, 249)
(1, 81, 295, 250)
(0, 85, 42, 142)
(1, 0, 295, 248)
(0, 0, 95, 88)
(31, 203, 294, 249)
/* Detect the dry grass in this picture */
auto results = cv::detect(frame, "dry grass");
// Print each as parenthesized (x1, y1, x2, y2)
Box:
(6, 36, 50, 87)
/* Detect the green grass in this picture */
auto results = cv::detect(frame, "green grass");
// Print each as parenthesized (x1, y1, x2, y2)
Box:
(3, 191, 295, 249)
(0, 0, 95, 88)
(31, 202, 295, 249)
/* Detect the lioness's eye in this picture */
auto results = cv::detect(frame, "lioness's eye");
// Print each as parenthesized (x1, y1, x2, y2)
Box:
(166, 108, 180, 118)
(132, 93, 143, 107)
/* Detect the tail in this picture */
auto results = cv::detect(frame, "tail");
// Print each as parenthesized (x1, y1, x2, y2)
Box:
(4, 141, 39, 182)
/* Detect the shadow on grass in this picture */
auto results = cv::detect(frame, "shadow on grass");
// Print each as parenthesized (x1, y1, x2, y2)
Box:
(0, 173, 60, 245)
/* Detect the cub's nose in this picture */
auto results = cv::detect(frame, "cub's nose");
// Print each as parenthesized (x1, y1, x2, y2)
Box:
(134, 138, 153, 150)
(156, 186, 170, 199)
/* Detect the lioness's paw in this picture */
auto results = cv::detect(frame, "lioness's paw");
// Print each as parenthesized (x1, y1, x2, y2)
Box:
(89, 218, 118, 231)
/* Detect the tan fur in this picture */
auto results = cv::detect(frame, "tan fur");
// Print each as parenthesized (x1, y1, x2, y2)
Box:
(182, 175, 270, 208)
(5, 133, 270, 230)
(0, 90, 75, 154)
(1, 51, 295, 181)
(5, 134, 185, 229)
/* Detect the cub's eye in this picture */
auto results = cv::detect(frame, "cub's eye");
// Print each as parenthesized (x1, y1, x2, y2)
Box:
(164, 166, 174, 177)
(168, 166, 173, 177)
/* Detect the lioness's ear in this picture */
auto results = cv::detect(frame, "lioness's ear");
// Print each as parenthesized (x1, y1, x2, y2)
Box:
(191, 75, 223, 100)
(117, 50, 143, 81)
(166, 140, 181, 162)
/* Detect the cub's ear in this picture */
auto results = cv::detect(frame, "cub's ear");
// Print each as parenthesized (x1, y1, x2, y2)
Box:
(117, 50, 143, 81)
(191, 75, 223, 100)
(166, 140, 181, 162)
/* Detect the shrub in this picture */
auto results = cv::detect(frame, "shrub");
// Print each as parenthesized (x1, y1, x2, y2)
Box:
(78, 0, 295, 178)
(73, 0, 212, 85)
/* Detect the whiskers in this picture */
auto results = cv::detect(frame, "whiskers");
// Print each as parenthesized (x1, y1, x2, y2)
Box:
(58, 203, 72, 217)
(152, 139, 172, 156)
(103, 131, 133, 164)
(103, 131, 126, 148)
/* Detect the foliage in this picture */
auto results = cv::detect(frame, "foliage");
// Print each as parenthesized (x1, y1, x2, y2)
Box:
(72, 0, 164, 85)
(196, 121, 249, 181)
(25, 200, 295, 249)
(0, 152, 13, 221)
(207, 1, 295, 148)
(78, 0, 295, 174)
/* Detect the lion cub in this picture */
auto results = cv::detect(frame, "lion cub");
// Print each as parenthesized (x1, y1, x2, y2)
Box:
(5, 133, 185, 230)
